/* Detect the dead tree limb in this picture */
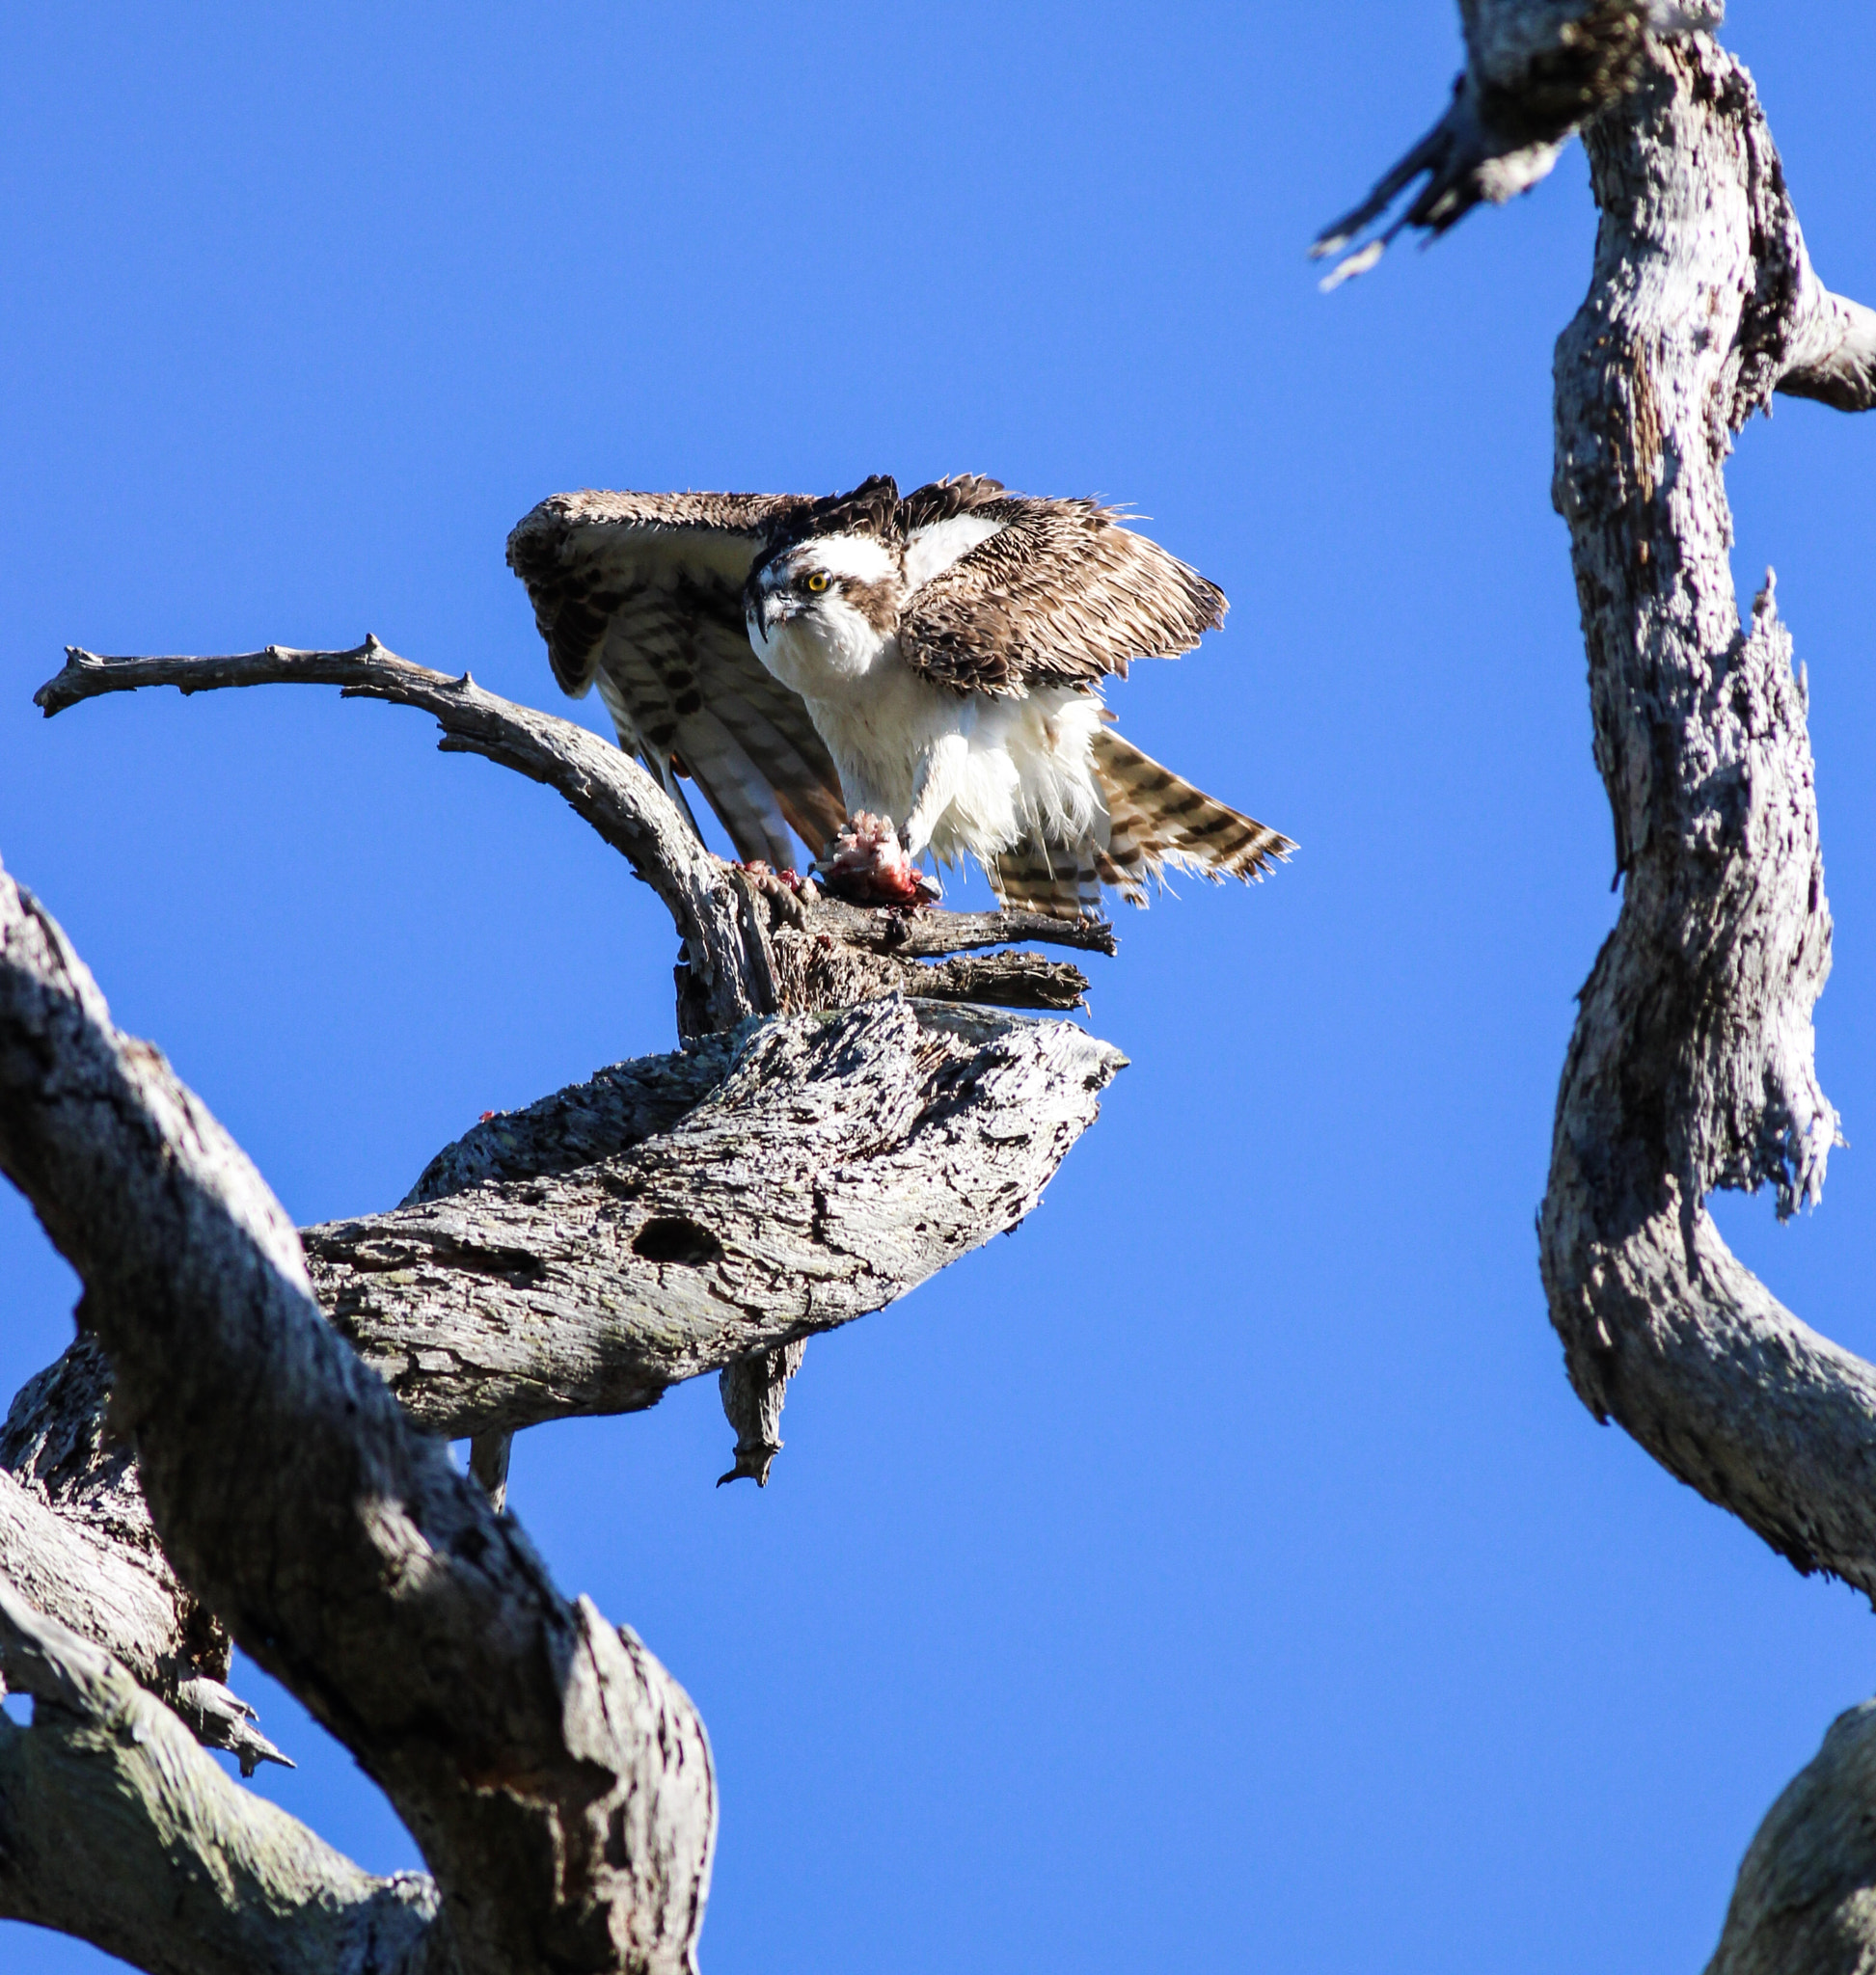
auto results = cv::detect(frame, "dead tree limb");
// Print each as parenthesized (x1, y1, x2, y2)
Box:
(1396, 24, 1876, 1969)
(32, 640, 1112, 1038)
(1538, 34, 1876, 1594)
(30, 640, 1115, 1491)
(0, 813, 1120, 1969)
(302, 998, 1124, 1441)
(0, 1579, 438, 1975)
(0, 855, 717, 1974)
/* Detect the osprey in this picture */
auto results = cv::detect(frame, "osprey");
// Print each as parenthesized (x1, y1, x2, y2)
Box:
(507, 473, 1292, 918)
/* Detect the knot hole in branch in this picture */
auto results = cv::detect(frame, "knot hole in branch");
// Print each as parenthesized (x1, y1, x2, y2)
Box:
(632, 1216, 724, 1267)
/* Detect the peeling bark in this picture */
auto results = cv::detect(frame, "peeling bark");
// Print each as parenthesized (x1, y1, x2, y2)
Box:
(32, 639, 1120, 1477)
(0, 832, 1123, 1968)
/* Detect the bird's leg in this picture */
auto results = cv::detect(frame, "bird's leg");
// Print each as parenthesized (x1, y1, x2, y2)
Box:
(815, 739, 964, 907)
(900, 732, 967, 863)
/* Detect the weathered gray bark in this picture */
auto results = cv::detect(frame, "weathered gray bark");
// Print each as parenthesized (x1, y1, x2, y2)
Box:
(717, 1341, 808, 1489)
(1539, 34, 1876, 1595)
(1335, 12, 1876, 1963)
(0, 1579, 440, 1975)
(304, 999, 1122, 1441)
(0, 857, 718, 1974)
(2, 1332, 290, 1773)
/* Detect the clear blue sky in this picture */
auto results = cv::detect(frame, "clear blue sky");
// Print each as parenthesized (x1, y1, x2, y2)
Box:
(3, 5, 1874, 1969)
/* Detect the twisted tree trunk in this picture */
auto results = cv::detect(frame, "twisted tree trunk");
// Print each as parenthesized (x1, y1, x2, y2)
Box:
(1331, 14, 1876, 1968)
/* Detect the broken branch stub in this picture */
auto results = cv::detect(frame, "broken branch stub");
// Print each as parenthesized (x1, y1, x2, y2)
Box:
(1313, 2, 1721, 285)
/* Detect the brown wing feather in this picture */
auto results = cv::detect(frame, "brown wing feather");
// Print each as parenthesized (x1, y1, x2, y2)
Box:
(507, 490, 848, 866)
(898, 497, 1228, 697)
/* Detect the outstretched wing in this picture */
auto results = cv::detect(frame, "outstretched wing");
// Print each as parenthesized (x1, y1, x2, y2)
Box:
(507, 489, 849, 867)
(896, 494, 1228, 697)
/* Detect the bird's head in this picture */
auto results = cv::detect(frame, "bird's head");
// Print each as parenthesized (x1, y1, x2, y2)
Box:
(746, 534, 902, 635)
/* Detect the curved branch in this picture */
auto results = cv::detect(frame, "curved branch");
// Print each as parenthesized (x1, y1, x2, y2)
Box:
(37, 638, 772, 1035)
(1539, 38, 1876, 1593)
(305, 998, 1126, 1440)
(0, 1580, 436, 1975)
(0, 857, 716, 1975)
(32, 641, 1114, 1037)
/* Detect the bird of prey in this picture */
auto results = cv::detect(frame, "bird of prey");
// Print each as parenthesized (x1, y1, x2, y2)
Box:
(507, 473, 1291, 918)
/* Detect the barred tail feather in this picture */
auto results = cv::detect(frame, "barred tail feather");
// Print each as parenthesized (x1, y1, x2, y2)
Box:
(1094, 728, 1293, 900)
(990, 839, 1105, 919)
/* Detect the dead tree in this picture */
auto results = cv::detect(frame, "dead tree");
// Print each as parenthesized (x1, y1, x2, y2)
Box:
(0, 641, 1125, 1971)
(1324, 7, 1876, 1969)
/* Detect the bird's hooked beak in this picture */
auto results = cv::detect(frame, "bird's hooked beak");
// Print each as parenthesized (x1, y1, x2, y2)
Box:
(747, 577, 788, 642)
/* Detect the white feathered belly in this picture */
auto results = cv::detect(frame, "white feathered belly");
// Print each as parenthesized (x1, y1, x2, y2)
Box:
(802, 669, 1107, 871)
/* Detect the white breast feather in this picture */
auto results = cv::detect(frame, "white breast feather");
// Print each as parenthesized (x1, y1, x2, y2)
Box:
(802, 670, 1105, 875)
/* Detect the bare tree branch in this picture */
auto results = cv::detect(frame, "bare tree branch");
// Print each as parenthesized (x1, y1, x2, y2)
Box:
(1313, 1, 1720, 285)
(36, 636, 776, 1036)
(0, 1579, 438, 1975)
(0, 857, 718, 1974)
(1702, 1701, 1876, 1975)
(1539, 35, 1876, 1598)
(303, 999, 1125, 1441)
(1332, 15, 1876, 1960)
(32, 640, 1113, 1037)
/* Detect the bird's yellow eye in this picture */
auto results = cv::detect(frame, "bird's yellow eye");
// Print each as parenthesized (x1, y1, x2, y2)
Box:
(805, 571, 829, 593)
